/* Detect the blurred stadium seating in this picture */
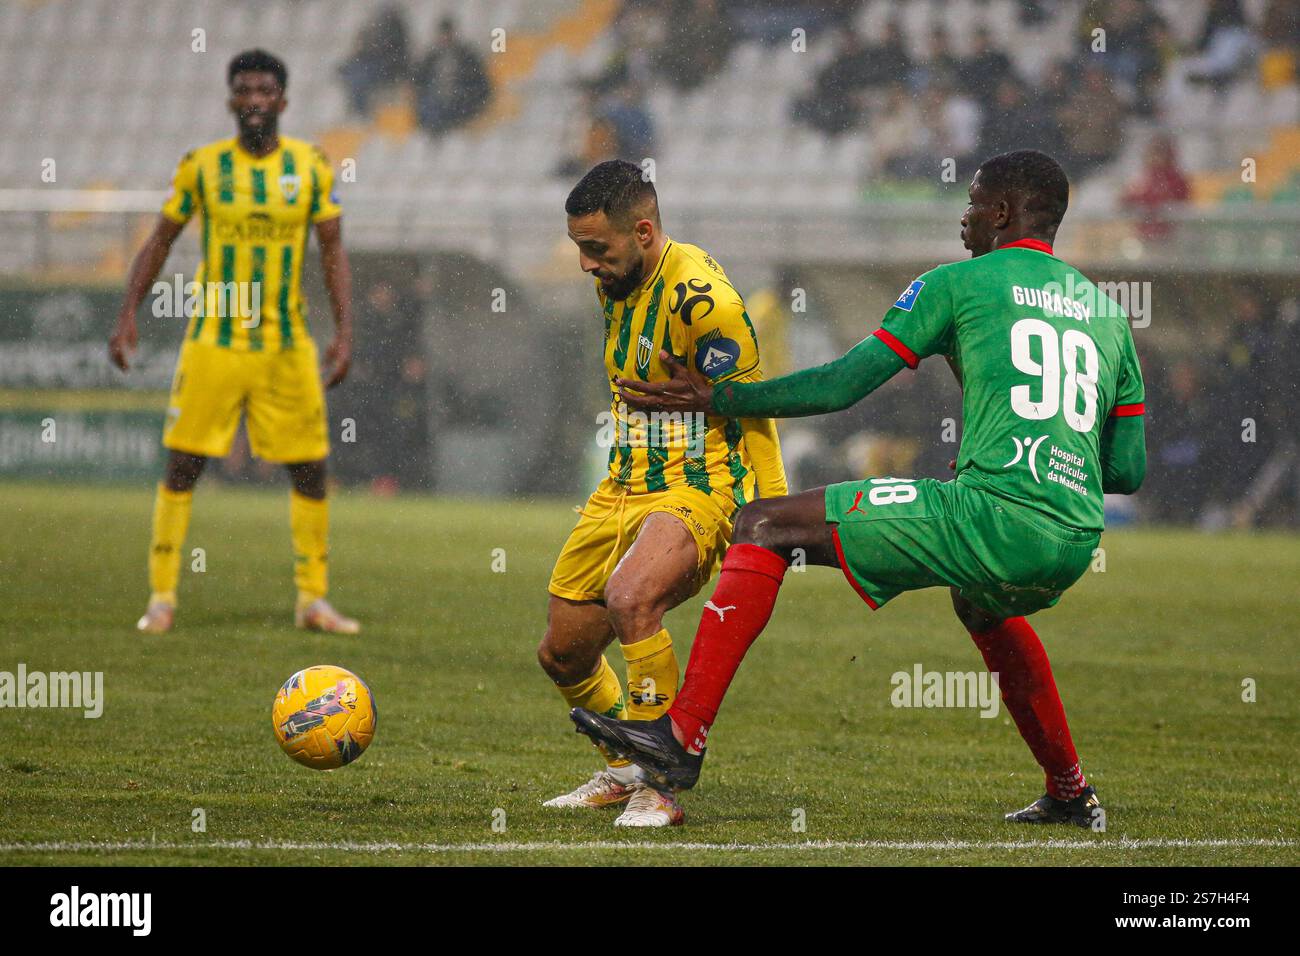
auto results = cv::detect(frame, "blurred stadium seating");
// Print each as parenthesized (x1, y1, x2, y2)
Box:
(4, 1, 1296, 229)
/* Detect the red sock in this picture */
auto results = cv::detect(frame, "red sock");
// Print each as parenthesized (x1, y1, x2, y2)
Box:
(669, 543, 789, 752)
(968, 616, 1087, 800)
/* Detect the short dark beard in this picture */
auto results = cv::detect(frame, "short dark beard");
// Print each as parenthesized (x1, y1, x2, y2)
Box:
(238, 115, 277, 152)
(601, 258, 645, 301)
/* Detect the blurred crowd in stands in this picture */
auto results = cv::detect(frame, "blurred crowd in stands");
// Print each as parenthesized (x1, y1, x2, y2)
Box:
(334, 0, 1297, 206)
(540, 0, 1297, 192)
(337, 8, 493, 136)
(556, 0, 731, 176)
(788, 0, 1296, 181)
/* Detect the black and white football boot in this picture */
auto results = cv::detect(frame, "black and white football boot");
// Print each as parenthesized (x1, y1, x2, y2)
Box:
(570, 710, 703, 791)
(1005, 785, 1103, 827)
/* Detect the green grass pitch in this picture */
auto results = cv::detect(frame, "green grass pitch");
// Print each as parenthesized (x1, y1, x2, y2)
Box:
(0, 481, 1296, 866)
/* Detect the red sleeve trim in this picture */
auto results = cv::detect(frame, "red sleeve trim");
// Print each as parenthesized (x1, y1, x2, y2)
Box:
(832, 526, 880, 610)
(1110, 403, 1145, 417)
(872, 328, 919, 369)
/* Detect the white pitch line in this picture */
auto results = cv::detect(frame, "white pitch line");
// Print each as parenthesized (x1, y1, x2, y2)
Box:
(0, 838, 1293, 854)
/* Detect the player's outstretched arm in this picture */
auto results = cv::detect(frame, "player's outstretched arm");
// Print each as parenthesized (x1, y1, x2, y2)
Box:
(712, 335, 907, 418)
(108, 215, 184, 372)
(618, 335, 906, 419)
(1100, 413, 1146, 494)
(316, 217, 354, 388)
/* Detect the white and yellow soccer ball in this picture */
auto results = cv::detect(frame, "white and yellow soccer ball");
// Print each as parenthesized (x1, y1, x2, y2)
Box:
(272, 665, 377, 770)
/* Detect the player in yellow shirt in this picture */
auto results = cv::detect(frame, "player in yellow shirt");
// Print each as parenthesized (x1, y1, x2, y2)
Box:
(539, 161, 787, 826)
(108, 50, 359, 635)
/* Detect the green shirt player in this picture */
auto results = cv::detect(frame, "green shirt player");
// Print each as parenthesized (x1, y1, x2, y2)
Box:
(572, 150, 1147, 827)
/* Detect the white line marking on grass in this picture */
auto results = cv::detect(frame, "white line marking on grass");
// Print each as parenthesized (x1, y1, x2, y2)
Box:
(0, 838, 1292, 854)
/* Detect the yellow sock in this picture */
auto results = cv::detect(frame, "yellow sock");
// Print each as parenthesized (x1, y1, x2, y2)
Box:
(147, 483, 193, 606)
(556, 655, 625, 718)
(557, 656, 629, 768)
(620, 628, 678, 720)
(290, 490, 329, 606)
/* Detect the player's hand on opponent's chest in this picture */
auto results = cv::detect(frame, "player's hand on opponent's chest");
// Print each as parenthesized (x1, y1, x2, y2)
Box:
(616, 349, 713, 415)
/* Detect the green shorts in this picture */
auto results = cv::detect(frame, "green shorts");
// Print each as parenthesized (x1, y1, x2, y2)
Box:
(825, 476, 1100, 619)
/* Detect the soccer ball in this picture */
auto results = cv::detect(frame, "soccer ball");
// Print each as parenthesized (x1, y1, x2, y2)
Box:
(272, 665, 377, 770)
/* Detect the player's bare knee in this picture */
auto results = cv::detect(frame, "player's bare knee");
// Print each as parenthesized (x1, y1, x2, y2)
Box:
(288, 460, 327, 499)
(732, 500, 781, 549)
(164, 453, 206, 493)
(537, 632, 594, 686)
(535, 636, 562, 679)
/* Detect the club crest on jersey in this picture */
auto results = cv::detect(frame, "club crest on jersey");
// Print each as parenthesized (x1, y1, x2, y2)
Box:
(279, 173, 301, 201)
(696, 336, 740, 378)
(637, 334, 654, 369)
(894, 279, 925, 311)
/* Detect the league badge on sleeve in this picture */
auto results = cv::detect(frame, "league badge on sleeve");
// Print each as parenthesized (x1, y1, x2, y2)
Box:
(695, 336, 740, 378)
(894, 279, 925, 312)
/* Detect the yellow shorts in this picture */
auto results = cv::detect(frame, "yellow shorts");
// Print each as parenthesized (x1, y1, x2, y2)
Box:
(548, 477, 735, 603)
(163, 339, 330, 463)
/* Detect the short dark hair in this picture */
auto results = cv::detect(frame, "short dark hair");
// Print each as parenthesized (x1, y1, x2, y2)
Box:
(228, 49, 288, 90)
(976, 149, 1069, 229)
(565, 160, 659, 226)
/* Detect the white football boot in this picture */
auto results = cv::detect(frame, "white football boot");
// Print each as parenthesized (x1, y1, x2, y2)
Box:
(136, 601, 175, 634)
(295, 598, 361, 634)
(613, 784, 685, 827)
(542, 768, 636, 809)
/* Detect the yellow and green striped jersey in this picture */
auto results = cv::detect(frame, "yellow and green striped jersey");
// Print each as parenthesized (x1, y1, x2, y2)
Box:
(600, 239, 787, 509)
(160, 136, 341, 351)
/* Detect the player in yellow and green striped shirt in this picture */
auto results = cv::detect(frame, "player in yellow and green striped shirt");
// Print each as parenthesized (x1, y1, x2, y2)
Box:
(109, 49, 359, 636)
(538, 161, 787, 826)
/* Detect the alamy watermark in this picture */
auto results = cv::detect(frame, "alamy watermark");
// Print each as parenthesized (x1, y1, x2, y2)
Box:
(596, 403, 707, 456)
(891, 664, 1000, 718)
(1013, 273, 1152, 328)
(50, 886, 150, 936)
(151, 274, 262, 327)
(0, 663, 103, 718)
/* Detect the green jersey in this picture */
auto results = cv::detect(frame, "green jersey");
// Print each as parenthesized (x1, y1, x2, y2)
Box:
(873, 239, 1145, 531)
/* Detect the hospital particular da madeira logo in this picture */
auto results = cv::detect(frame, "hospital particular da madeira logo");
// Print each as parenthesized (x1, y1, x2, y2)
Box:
(1002, 435, 1090, 496)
